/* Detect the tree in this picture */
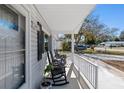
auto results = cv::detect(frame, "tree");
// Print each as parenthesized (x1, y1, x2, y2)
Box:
(84, 31, 96, 44)
(114, 37, 120, 41)
(62, 40, 71, 51)
(75, 13, 119, 45)
(61, 34, 72, 51)
(120, 30, 124, 41)
(109, 28, 119, 41)
(75, 15, 105, 45)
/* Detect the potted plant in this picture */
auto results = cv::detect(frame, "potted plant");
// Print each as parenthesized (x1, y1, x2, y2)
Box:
(41, 64, 53, 89)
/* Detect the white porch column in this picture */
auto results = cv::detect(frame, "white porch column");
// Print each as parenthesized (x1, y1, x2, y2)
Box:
(71, 33, 74, 63)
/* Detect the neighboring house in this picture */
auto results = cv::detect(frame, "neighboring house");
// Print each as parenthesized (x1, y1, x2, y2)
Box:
(99, 41, 124, 47)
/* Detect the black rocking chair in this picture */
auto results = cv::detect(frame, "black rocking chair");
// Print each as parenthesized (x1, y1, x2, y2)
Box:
(47, 51, 69, 86)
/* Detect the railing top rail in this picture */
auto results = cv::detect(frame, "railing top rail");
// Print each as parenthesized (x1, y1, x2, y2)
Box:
(75, 54, 98, 67)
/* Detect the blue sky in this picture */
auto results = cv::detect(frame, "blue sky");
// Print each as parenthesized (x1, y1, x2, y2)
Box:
(92, 4, 124, 36)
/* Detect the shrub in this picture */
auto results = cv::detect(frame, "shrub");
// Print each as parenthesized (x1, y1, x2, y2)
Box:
(62, 41, 71, 51)
(83, 49, 96, 54)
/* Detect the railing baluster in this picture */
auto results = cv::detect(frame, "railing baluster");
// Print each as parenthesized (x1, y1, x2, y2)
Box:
(74, 54, 98, 89)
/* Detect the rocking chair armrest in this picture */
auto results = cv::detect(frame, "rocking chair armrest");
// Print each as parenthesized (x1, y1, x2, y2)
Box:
(52, 62, 66, 67)
(53, 59, 62, 63)
(53, 65, 66, 69)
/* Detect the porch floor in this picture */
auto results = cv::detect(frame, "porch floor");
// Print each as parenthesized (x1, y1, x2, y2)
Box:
(51, 54, 89, 89)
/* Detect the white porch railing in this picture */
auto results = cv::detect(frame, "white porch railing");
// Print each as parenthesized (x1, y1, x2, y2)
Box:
(74, 54, 98, 89)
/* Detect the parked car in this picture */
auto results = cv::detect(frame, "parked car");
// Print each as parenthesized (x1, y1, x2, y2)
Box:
(85, 45, 90, 48)
(75, 45, 87, 50)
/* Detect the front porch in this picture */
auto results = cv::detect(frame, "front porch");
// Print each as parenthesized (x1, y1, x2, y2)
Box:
(0, 4, 97, 89)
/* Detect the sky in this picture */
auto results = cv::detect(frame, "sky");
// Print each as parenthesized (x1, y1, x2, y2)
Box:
(92, 4, 124, 36)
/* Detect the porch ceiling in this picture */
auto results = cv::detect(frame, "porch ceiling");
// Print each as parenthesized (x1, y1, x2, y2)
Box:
(35, 4, 95, 34)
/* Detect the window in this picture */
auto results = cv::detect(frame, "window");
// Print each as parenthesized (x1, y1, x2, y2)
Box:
(0, 5, 18, 31)
(0, 5, 25, 89)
